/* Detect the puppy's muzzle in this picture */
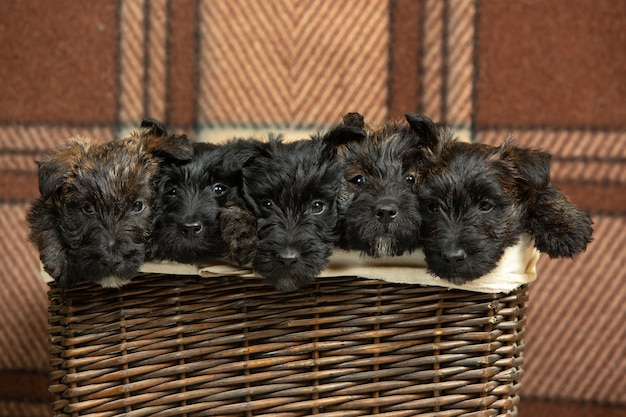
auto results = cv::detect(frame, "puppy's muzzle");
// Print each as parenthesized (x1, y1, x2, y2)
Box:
(278, 247, 301, 266)
(442, 247, 467, 266)
(375, 198, 399, 225)
(100, 254, 122, 269)
(181, 221, 203, 236)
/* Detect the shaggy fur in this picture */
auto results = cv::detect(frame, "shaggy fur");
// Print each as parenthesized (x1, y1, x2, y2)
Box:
(418, 136, 594, 284)
(329, 112, 442, 257)
(239, 125, 363, 292)
(148, 141, 256, 266)
(27, 118, 193, 288)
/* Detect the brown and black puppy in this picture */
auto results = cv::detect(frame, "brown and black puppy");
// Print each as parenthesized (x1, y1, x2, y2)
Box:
(417, 137, 593, 284)
(328, 112, 442, 257)
(27, 118, 193, 288)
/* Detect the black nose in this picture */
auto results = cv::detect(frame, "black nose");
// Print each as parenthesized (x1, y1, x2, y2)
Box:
(442, 248, 467, 265)
(182, 221, 203, 236)
(278, 248, 300, 266)
(100, 255, 122, 269)
(375, 203, 398, 224)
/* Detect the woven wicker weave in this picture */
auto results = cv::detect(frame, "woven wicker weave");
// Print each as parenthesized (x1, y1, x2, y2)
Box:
(48, 273, 528, 416)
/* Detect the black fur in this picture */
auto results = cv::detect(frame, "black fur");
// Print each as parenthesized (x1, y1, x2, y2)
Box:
(328, 112, 441, 257)
(239, 127, 358, 292)
(418, 136, 593, 284)
(148, 141, 256, 266)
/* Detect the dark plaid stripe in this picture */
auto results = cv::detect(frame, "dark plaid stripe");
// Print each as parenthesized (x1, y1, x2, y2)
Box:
(0, 371, 50, 403)
(388, 0, 422, 119)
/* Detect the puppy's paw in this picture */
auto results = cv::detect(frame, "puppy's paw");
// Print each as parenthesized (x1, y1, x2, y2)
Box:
(41, 254, 66, 283)
(220, 206, 257, 266)
(533, 211, 593, 258)
(36, 236, 70, 284)
(529, 187, 593, 258)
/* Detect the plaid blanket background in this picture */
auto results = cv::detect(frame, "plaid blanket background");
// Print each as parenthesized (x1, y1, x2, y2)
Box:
(0, 1, 624, 416)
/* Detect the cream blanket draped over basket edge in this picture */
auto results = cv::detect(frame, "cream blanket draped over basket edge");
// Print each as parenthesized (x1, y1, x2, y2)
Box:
(41, 234, 540, 294)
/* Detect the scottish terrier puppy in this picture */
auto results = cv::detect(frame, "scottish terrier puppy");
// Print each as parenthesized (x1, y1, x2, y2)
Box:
(239, 125, 364, 292)
(148, 141, 256, 266)
(417, 136, 593, 284)
(328, 112, 442, 257)
(27, 118, 193, 288)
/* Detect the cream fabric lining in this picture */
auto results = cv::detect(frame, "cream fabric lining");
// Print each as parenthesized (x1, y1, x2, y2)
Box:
(41, 234, 540, 294)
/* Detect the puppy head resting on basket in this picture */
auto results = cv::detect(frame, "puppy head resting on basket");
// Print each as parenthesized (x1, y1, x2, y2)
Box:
(417, 134, 594, 285)
(148, 140, 257, 267)
(328, 112, 443, 258)
(27, 118, 194, 288)
(238, 124, 365, 292)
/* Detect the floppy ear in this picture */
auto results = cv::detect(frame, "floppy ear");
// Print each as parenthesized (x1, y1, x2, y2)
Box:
(192, 141, 219, 155)
(220, 138, 266, 175)
(499, 139, 551, 189)
(405, 113, 441, 150)
(37, 159, 69, 198)
(36, 139, 91, 198)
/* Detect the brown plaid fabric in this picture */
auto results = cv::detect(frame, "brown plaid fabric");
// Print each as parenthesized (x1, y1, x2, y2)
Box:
(1, 1, 624, 416)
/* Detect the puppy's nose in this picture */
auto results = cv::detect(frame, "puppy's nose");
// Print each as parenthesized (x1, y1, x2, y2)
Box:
(278, 248, 300, 266)
(442, 248, 467, 265)
(182, 221, 203, 236)
(100, 255, 122, 269)
(375, 203, 398, 224)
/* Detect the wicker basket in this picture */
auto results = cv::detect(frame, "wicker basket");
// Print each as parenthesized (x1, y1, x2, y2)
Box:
(48, 272, 528, 417)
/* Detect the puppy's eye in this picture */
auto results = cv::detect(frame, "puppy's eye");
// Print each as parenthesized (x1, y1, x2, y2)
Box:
(404, 174, 416, 184)
(349, 175, 365, 186)
(479, 200, 495, 213)
(427, 202, 440, 214)
(131, 200, 146, 214)
(262, 200, 273, 210)
(311, 201, 326, 215)
(81, 203, 95, 216)
(213, 183, 227, 195)
(165, 187, 177, 197)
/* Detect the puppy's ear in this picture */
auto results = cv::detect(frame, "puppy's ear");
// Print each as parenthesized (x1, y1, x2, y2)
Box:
(140, 130, 194, 162)
(192, 141, 219, 155)
(499, 139, 551, 189)
(37, 139, 90, 198)
(342, 112, 365, 129)
(221, 138, 266, 174)
(321, 124, 366, 148)
(405, 113, 440, 150)
(140, 118, 168, 137)
(37, 159, 69, 198)
(136, 119, 194, 162)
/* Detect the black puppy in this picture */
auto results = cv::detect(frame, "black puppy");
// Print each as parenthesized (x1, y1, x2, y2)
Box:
(418, 136, 593, 284)
(329, 112, 441, 257)
(27, 119, 194, 288)
(239, 125, 364, 292)
(148, 141, 256, 266)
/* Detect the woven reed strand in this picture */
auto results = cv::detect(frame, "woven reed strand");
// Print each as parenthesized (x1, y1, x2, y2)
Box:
(48, 274, 528, 417)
